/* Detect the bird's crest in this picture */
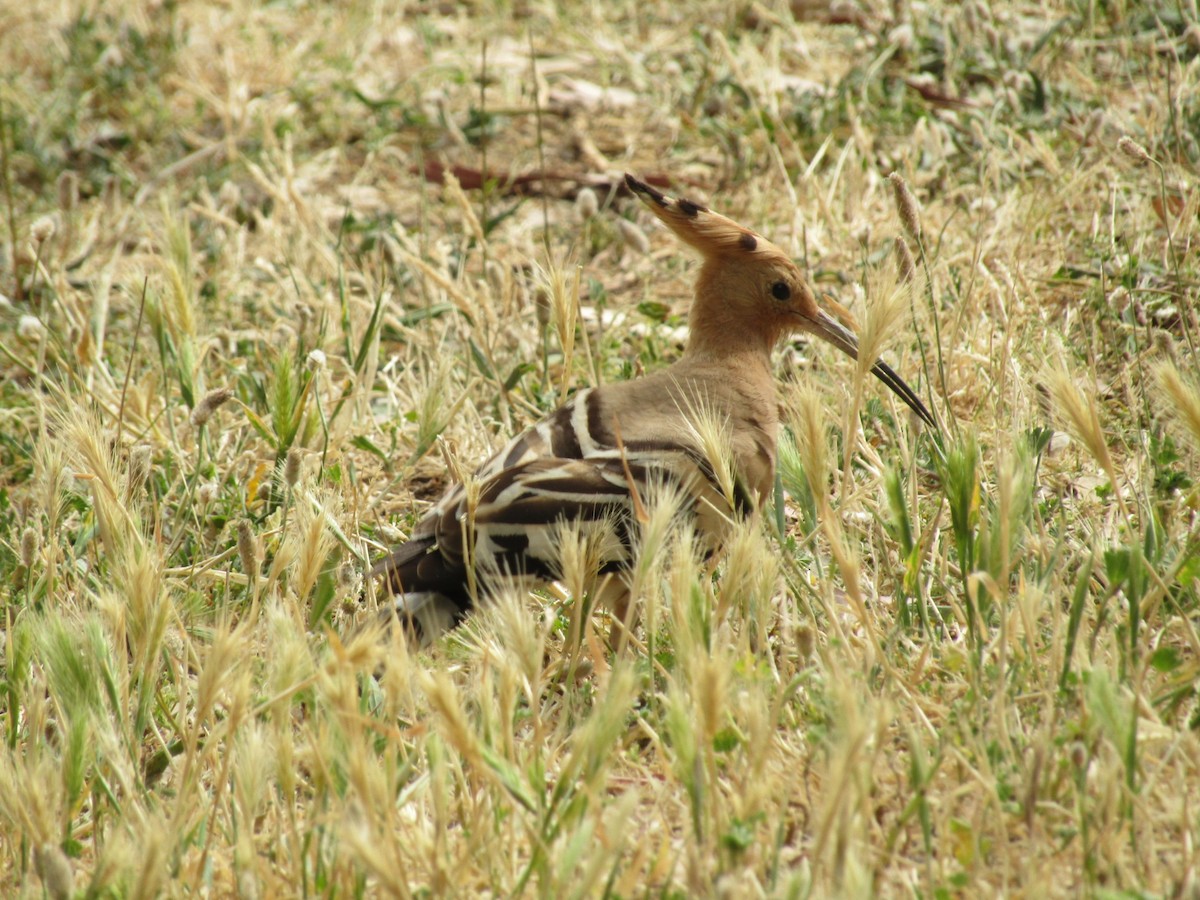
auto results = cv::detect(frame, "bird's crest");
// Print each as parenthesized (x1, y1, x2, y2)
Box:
(625, 174, 786, 261)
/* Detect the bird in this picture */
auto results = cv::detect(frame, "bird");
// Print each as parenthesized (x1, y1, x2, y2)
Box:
(367, 173, 936, 644)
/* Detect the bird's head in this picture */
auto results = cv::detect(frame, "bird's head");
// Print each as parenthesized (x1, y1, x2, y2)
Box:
(625, 173, 936, 429)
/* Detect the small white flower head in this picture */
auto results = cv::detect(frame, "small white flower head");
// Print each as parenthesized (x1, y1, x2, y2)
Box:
(197, 481, 219, 505)
(98, 43, 124, 69)
(30, 215, 56, 245)
(575, 186, 599, 220)
(218, 179, 241, 209)
(306, 349, 326, 370)
(17, 315, 45, 340)
(534, 287, 551, 328)
(888, 23, 914, 50)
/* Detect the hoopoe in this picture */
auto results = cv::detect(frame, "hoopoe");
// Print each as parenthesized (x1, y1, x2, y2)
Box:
(369, 174, 935, 643)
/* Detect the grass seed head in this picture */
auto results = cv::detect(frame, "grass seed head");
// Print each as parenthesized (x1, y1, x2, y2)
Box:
(264, 602, 317, 704)
(553, 515, 626, 606)
(1155, 363, 1200, 450)
(57, 405, 137, 557)
(693, 651, 728, 743)
(127, 445, 152, 495)
(34, 843, 74, 900)
(534, 286, 552, 329)
(793, 388, 830, 503)
(569, 663, 636, 787)
(858, 268, 910, 380)
(618, 217, 650, 254)
(1117, 135, 1153, 165)
(0, 717, 65, 844)
(295, 302, 312, 335)
(888, 172, 922, 242)
(288, 495, 336, 602)
(482, 588, 544, 687)
(421, 671, 481, 768)
(195, 624, 250, 730)
(1046, 368, 1111, 471)
(128, 813, 169, 899)
(718, 521, 780, 631)
(539, 261, 578, 371)
(18, 315, 46, 341)
(21, 525, 39, 569)
(237, 520, 258, 578)
(232, 721, 276, 825)
(56, 171, 78, 212)
(190, 387, 233, 429)
(678, 395, 738, 513)
(284, 447, 303, 487)
(795, 624, 816, 661)
(484, 259, 506, 297)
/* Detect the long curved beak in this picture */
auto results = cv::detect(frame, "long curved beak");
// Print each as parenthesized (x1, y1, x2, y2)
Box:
(803, 309, 937, 429)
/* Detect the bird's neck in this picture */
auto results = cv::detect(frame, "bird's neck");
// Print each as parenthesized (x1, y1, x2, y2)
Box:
(683, 295, 779, 364)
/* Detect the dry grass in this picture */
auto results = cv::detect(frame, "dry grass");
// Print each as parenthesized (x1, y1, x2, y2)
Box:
(2, 0, 1199, 896)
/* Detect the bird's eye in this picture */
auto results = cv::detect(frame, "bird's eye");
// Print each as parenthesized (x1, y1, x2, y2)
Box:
(770, 281, 791, 301)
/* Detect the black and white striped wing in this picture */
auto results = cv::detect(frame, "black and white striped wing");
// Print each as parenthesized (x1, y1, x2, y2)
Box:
(370, 386, 749, 640)
(469, 388, 603, 483)
(369, 392, 599, 597)
(382, 446, 711, 588)
(442, 455, 641, 583)
(452, 385, 755, 516)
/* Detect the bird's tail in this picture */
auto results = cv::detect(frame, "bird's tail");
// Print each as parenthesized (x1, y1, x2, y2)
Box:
(379, 590, 464, 646)
(366, 535, 470, 645)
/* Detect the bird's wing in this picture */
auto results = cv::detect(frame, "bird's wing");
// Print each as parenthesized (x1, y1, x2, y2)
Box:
(377, 375, 757, 572)
(472, 380, 760, 508)
(470, 387, 603, 483)
(372, 443, 733, 596)
(458, 455, 642, 582)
